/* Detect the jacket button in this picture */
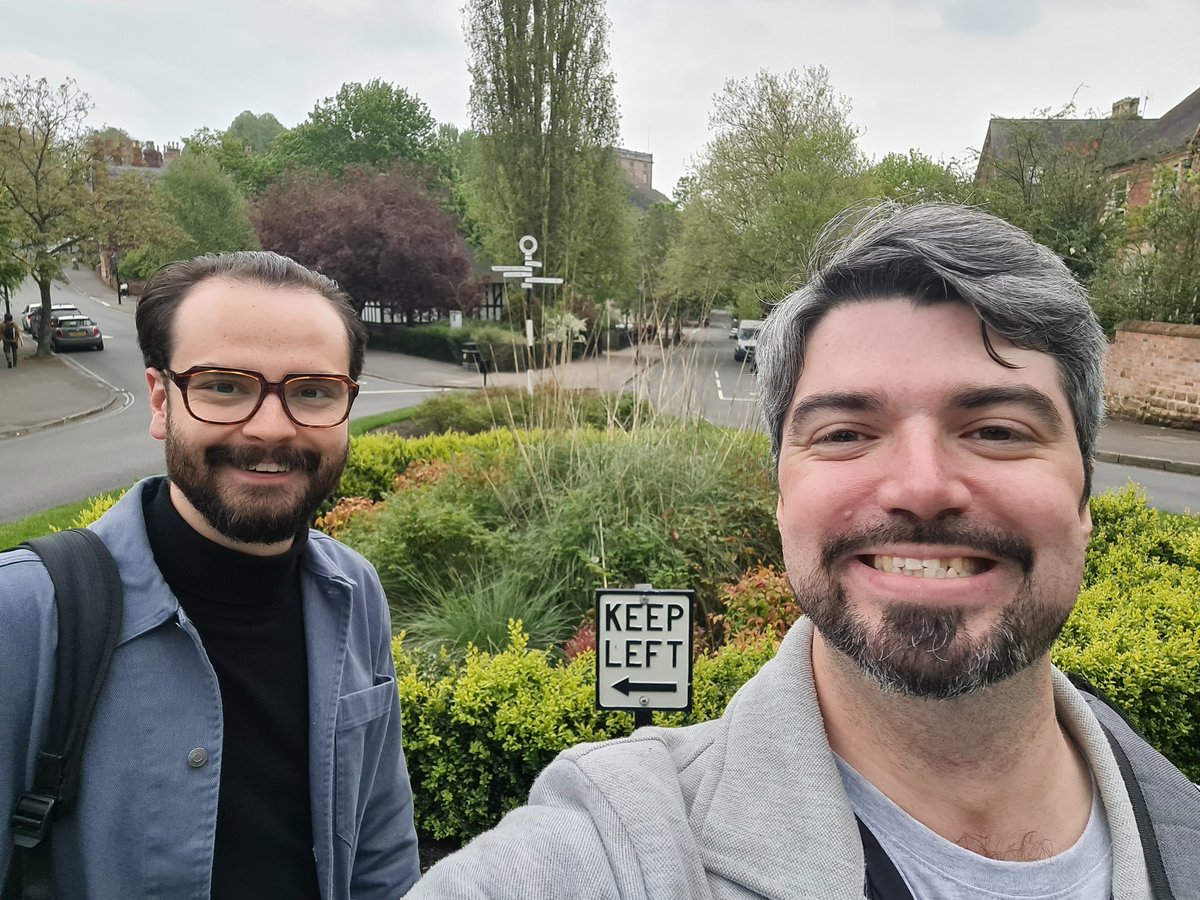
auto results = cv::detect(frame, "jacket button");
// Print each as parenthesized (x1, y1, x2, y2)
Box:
(187, 748, 208, 768)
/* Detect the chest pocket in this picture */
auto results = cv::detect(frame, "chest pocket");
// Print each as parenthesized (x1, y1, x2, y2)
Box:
(334, 677, 396, 844)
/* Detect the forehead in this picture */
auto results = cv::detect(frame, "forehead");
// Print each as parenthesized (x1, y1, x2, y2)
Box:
(170, 277, 349, 375)
(793, 299, 1069, 412)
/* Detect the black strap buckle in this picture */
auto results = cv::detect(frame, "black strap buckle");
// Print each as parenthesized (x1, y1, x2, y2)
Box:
(10, 791, 56, 849)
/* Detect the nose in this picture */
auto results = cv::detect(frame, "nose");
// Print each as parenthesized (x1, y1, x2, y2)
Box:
(874, 425, 972, 520)
(239, 390, 299, 442)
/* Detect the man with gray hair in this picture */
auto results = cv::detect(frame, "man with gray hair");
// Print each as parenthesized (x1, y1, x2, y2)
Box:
(409, 202, 1199, 898)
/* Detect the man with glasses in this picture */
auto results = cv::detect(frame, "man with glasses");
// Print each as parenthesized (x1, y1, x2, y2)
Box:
(0, 252, 420, 898)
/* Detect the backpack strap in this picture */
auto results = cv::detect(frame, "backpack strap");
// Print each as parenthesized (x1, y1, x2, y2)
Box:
(3, 529, 123, 900)
(1068, 673, 1200, 900)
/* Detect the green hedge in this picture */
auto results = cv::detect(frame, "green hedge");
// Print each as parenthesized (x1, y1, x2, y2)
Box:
(395, 623, 778, 842)
(366, 323, 579, 372)
(1055, 487, 1200, 780)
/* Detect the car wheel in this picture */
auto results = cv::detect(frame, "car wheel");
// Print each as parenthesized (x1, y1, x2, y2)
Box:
(734, 350, 744, 362)
(95, 340, 104, 351)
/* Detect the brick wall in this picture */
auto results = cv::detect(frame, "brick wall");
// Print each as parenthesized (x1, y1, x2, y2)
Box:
(1106, 321, 1200, 428)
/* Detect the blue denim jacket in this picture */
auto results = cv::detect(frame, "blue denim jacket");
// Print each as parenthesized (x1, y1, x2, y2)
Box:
(0, 478, 420, 898)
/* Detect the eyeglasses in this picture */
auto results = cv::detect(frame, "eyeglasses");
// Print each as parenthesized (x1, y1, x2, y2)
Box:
(163, 366, 359, 428)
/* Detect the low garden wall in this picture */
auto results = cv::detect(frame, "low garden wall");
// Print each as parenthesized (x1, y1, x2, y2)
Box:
(1106, 321, 1200, 429)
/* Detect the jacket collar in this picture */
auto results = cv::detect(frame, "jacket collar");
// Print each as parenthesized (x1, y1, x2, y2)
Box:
(688, 618, 866, 897)
(91, 477, 350, 647)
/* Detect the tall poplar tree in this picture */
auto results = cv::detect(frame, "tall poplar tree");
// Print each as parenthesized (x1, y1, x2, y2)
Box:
(464, 0, 633, 303)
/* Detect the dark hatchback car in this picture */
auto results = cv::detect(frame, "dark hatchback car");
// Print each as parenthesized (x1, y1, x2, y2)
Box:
(52, 315, 104, 352)
(28, 304, 83, 335)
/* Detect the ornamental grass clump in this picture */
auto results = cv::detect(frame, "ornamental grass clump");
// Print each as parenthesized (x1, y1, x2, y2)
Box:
(347, 423, 781, 650)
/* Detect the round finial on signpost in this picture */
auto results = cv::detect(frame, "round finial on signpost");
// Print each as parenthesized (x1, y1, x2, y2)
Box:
(518, 235, 538, 257)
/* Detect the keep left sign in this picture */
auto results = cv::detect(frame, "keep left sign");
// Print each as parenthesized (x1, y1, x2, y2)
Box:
(595, 589, 693, 712)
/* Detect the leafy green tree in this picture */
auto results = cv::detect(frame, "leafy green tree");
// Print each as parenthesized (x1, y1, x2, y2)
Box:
(183, 127, 277, 195)
(463, 0, 634, 304)
(632, 200, 687, 335)
(0, 76, 102, 356)
(269, 80, 442, 178)
(119, 152, 258, 278)
(225, 110, 286, 155)
(976, 105, 1129, 284)
(0, 199, 24, 316)
(664, 67, 869, 318)
(870, 150, 974, 204)
(1092, 167, 1200, 329)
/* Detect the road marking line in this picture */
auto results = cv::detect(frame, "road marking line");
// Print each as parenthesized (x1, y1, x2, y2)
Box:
(359, 387, 449, 395)
(714, 371, 757, 403)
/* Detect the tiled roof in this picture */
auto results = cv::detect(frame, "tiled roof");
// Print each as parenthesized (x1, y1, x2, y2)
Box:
(978, 86, 1199, 177)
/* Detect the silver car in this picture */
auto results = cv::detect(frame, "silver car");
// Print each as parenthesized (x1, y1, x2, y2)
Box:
(52, 315, 104, 352)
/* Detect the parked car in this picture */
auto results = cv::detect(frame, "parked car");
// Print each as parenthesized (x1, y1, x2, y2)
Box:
(28, 304, 82, 335)
(19, 303, 40, 333)
(51, 315, 104, 352)
(734, 319, 763, 362)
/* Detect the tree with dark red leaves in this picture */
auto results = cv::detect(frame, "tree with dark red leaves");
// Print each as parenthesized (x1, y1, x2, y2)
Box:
(253, 166, 479, 323)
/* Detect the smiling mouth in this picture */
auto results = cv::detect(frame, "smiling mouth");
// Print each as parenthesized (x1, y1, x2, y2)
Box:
(242, 462, 292, 474)
(861, 555, 995, 579)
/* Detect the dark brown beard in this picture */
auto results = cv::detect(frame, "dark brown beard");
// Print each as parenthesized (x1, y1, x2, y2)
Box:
(164, 418, 347, 545)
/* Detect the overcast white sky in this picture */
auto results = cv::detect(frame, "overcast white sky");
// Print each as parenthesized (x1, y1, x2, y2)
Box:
(4, 0, 1196, 198)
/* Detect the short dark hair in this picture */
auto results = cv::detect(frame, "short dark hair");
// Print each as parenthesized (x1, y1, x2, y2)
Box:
(136, 251, 368, 379)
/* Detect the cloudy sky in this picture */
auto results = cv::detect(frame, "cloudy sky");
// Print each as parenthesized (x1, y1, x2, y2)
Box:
(4, 0, 1196, 197)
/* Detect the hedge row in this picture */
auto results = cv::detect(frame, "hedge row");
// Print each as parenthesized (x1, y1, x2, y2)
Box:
(395, 624, 778, 842)
(366, 323, 581, 372)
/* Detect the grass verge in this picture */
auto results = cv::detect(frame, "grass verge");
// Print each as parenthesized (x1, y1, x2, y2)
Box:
(0, 491, 123, 547)
(350, 406, 420, 437)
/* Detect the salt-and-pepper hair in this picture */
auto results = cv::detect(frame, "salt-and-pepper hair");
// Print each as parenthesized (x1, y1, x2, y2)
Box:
(756, 202, 1106, 485)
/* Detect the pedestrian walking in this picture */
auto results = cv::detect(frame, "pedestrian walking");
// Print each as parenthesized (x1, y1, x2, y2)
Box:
(2, 313, 23, 368)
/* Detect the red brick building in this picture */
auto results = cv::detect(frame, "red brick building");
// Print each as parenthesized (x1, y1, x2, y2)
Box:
(975, 87, 1200, 207)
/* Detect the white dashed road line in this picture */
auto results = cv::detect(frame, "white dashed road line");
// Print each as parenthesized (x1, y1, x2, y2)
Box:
(714, 370, 757, 402)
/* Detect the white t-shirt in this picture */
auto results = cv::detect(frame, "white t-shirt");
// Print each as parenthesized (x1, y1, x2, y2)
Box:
(836, 754, 1113, 899)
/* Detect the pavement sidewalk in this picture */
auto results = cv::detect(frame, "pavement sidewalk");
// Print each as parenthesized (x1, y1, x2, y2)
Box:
(0, 346, 117, 437)
(6, 338, 1200, 478)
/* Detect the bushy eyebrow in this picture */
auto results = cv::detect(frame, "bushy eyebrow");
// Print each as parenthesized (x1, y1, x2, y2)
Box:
(951, 386, 1066, 436)
(785, 385, 1067, 439)
(787, 391, 885, 438)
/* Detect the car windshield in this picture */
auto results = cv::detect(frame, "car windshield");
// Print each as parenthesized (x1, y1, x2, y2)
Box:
(739, 326, 759, 340)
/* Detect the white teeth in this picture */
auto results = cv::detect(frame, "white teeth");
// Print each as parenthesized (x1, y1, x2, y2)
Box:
(247, 463, 290, 473)
(871, 555, 981, 578)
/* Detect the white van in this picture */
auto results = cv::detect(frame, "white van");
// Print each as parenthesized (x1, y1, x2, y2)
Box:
(734, 319, 763, 363)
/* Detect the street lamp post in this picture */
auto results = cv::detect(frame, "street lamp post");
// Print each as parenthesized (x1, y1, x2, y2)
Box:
(490, 235, 563, 396)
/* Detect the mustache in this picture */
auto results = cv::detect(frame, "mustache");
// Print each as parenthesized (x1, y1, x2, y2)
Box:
(205, 444, 322, 473)
(822, 518, 1034, 574)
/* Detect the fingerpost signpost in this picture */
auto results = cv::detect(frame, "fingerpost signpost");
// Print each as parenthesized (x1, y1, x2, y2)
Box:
(595, 585, 694, 730)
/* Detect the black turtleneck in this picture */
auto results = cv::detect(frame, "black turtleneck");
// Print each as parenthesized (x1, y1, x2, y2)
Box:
(143, 479, 320, 900)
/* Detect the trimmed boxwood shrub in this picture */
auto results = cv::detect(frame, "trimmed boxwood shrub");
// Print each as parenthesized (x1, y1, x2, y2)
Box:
(395, 622, 778, 843)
